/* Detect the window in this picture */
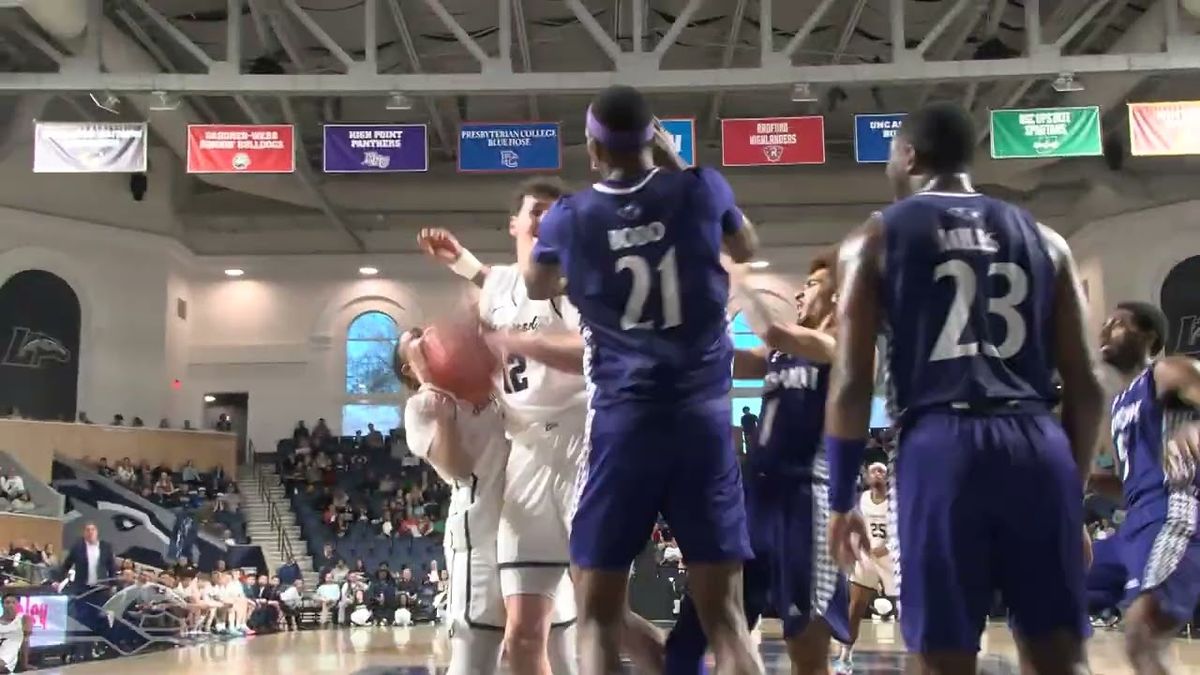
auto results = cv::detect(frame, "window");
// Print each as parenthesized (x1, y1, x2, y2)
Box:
(731, 312, 764, 388)
(345, 311, 401, 395)
(341, 404, 402, 438)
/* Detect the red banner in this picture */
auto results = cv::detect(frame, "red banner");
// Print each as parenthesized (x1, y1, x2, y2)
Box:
(720, 116, 825, 166)
(1128, 101, 1200, 157)
(187, 124, 295, 173)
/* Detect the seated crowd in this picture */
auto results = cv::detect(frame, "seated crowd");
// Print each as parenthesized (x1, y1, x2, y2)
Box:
(0, 466, 35, 513)
(0, 540, 60, 585)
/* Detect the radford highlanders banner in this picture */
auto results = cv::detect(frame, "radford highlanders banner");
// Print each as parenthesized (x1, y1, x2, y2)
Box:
(659, 118, 696, 167)
(990, 107, 1102, 159)
(854, 114, 905, 163)
(323, 124, 429, 173)
(721, 117, 825, 166)
(1128, 101, 1200, 156)
(33, 122, 147, 173)
(187, 124, 295, 173)
(458, 122, 561, 172)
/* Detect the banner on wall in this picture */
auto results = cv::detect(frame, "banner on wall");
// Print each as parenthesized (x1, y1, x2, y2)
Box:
(1161, 255, 1200, 356)
(990, 106, 1102, 159)
(1128, 101, 1200, 156)
(322, 124, 429, 173)
(186, 124, 295, 173)
(33, 122, 148, 173)
(18, 594, 67, 648)
(458, 122, 561, 172)
(0, 270, 80, 422)
(659, 118, 696, 167)
(720, 116, 825, 166)
(853, 113, 905, 163)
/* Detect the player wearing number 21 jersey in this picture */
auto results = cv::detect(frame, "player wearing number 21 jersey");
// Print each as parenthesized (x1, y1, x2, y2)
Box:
(521, 85, 763, 675)
(825, 102, 1105, 671)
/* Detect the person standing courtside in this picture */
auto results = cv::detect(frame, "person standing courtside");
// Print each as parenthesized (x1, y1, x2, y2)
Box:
(825, 102, 1105, 675)
(520, 84, 763, 675)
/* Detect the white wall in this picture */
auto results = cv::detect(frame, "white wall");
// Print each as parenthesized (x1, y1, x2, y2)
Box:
(1069, 200, 1200, 328)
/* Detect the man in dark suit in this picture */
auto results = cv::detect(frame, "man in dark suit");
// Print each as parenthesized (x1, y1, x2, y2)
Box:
(59, 522, 117, 595)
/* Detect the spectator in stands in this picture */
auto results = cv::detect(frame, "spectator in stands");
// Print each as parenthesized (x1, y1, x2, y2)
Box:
(338, 573, 367, 625)
(172, 556, 196, 579)
(293, 421, 309, 444)
(219, 483, 243, 511)
(59, 522, 118, 594)
(0, 470, 23, 503)
(180, 460, 201, 486)
(396, 566, 420, 601)
(352, 560, 367, 577)
(414, 515, 433, 538)
(365, 423, 385, 451)
(115, 458, 136, 485)
(183, 420, 194, 430)
(332, 453, 349, 473)
(153, 473, 181, 507)
(111, 414, 125, 426)
(248, 575, 279, 632)
(329, 560, 350, 584)
(77, 411, 92, 424)
(425, 560, 440, 585)
(96, 458, 115, 479)
(158, 418, 170, 429)
(277, 558, 302, 586)
(378, 473, 397, 494)
(208, 464, 230, 495)
(312, 418, 331, 444)
(278, 580, 303, 631)
(135, 460, 153, 485)
(214, 560, 228, 575)
(740, 405, 758, 451)
(131, 417, 145, 428)
(153, 460, 173, 481)
(216, 414, 233, 432)
(7, 493, 32, 513)
(367, 568, 397, 626)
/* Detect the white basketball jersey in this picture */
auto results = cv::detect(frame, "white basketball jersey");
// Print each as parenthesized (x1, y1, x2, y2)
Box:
(859, 491, 890, 550)
(0, 615, 22, 669)
(405, 386, 509, 550)
(479, 264, 587, 431)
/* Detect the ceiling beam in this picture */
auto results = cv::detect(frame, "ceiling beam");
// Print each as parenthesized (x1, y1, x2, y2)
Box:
(889, 0, 905, 62)
(125, 0, 215, 70)
(834, 0, 870, 64)
(227, 0, 242, 68)
(420, 0, 491, 66)
(280, 0, 356, 70)
(7, 51, 1199, 94)
(1076, 0, 1129, 54)
(654, 0, 705, 60)
(113, 8, 219, 121)
(11, 23, 67, 64)
(364, 0, 378, 68)
(915, 0, 975, 56)
(759, 0, 771, 62)
(511, 0, 539, 119)
(706, 0, 747, 135)
(564, 0, 624, 63)
(384, 0, 454, 158)
(1053, 0, 1111, 50)
(781, 0, 837, 60)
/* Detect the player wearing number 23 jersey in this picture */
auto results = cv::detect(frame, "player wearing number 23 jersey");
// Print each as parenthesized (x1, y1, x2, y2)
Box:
(827, 103, 1104, 661)
(531, 163, 752, 571)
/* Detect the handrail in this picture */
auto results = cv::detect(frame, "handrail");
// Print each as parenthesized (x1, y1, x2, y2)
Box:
(254, 461, 294, 567)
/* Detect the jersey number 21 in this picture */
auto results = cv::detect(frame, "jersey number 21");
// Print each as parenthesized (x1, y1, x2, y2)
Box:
(616, 247, 682, 330)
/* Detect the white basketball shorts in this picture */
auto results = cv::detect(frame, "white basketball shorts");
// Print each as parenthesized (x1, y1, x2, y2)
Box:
(851, 554, 898, 597)
(497, 411, 586, 620)
(445, 540, 506, 631)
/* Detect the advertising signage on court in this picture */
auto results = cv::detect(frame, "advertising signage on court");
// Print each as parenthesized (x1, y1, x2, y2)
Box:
(720, 116, 825, 166)
(323, 124, 429, 173)
(457, 122, 561, 173)
(659, 118, 696, 167)
(1128, 101, 1200, 157)
(33, 121, 148, 173)
(853, 113, 905, 164)
(989, 106, 1102, 159)
(187, 124, 295, 174)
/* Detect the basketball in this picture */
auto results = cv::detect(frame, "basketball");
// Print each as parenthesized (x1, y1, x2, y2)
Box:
(420, 318, 499, 404)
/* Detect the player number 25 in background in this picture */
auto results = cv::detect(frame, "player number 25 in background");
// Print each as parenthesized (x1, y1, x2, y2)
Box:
(616, 246, 682, 330)
(929, 260, 1030, 362)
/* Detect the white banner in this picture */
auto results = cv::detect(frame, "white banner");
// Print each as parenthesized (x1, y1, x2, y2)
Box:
(33, 121, 148, 173)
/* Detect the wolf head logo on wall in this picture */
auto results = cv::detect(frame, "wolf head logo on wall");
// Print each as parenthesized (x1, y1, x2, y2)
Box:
(1, 326, 71, 368)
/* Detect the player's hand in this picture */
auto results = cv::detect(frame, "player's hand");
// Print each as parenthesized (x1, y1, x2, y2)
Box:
(828, 510, 871, 571)
(417, 227, 463, 264)
(1164, 422, 1200, 487)
(414, 389, 455, 423)
(870, 545, 889, 559)
(650, 118, 685, 171)
(1082, 525, 1093, 570)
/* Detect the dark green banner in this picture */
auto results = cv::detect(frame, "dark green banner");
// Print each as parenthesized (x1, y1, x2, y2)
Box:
(990, 106, 1103, 159)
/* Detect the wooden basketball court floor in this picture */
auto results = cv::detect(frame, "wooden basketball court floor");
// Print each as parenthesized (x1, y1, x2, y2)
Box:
(39, 620, 1200, 674)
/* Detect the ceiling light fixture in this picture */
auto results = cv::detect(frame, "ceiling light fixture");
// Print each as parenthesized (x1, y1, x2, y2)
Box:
(386, 92, 413, 111)
(359, 266, 379, 276)
(223, 268, 245, 277)
(1051, 72, 1084, 93)
(149, 90, 181, 112)
(791, 83, 818, 103)
(203, 395, 216, 403)
(748, 260, 771, 270)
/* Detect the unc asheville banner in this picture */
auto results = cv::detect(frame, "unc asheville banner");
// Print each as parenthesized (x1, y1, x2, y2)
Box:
(33, 122, 148, 173)
(323, 124, 429, 173)
(458, 122, 561, 172)
(659, 118, 696, 167)
(854, 114, 905, 163)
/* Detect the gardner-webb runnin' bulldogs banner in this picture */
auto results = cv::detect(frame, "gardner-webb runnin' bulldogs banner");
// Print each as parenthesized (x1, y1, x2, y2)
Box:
(720, 116, 826, 166)
(33, 121, 148, 173)
(186, 124, 295, 174)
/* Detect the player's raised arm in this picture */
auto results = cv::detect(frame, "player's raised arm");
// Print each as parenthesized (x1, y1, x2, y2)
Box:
(697, 168, 758, 263)
(519, 198, 569, 301)
(1041, 224, 1106, 485)
(417, 227, 491, 288)
(1154, 355, 1200, 485)
(735, 284, 835, 364)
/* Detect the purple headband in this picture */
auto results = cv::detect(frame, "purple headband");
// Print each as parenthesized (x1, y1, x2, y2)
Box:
(586, 105, 655, 151)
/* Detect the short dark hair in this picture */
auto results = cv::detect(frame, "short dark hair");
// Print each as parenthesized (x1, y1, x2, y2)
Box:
(590, 85, 652, 136)
(899, 102, 976, 174)
(1117, 301, 1168, 355)
(809, 246, 838, 277)
(511, 177, 566, 215)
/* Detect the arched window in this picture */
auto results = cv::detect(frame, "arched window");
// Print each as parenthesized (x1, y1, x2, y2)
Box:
(342, 311, 402, 436)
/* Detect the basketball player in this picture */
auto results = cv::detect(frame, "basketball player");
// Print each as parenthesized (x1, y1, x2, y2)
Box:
(664, 255, 850, 675)
(0, 594, 29, 674)
(520, 84, 762, 675)
(394, 326, 515, 675)
(837, 462, 894, 672)
(824, 102, 1105, 675)
(418, 180, 661, 675)
(1098, 301, 1200, 675)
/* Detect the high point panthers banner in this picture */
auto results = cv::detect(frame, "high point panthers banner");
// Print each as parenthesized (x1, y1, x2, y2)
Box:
(33, 121, 148, 173)
(0, 270, 80, 421)
(322, 124, 429, 173)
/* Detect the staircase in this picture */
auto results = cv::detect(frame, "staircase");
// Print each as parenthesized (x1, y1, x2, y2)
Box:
(238, 464, 319, 588)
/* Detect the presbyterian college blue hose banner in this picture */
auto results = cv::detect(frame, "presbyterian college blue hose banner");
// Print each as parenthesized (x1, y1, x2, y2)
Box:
(457, 122, 561, 173)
